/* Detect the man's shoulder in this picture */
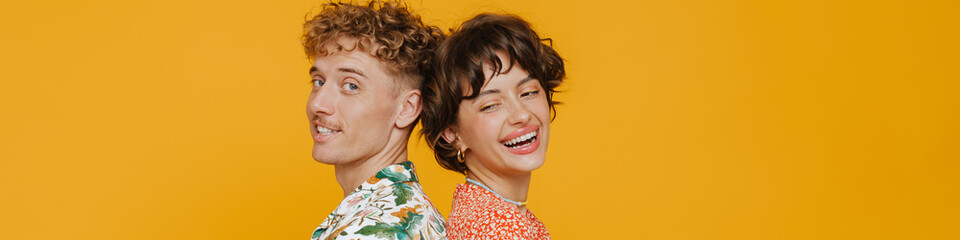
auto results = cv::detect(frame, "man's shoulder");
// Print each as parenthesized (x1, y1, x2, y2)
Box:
(328, 182, 445, 239)
(370, 181, 444, 220)
(378, 181, 435, 204)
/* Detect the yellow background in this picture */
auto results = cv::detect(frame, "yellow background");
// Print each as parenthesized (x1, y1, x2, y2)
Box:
(2, 0, 957, 239)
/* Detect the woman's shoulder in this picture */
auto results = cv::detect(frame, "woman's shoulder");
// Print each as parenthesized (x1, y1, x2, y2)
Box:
(449, 184, 526, 223)
(446, 184, 551, 239)
(447, 193, 548, 238)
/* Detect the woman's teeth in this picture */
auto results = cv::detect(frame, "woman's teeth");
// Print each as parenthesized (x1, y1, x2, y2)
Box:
(317, 126, 335, 135)
(502, 131, 537, 148)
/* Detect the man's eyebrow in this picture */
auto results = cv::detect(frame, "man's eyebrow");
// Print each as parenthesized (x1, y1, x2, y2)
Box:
(310, 67, 365, 78)
(337, 67, 366, 78)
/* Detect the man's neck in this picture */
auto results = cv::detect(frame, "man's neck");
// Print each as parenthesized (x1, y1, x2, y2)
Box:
(333, 136, 409, 197)
(466, 168, 532, 211)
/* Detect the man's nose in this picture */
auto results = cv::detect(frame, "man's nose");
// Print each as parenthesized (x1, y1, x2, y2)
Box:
(307, 88, 336, 116)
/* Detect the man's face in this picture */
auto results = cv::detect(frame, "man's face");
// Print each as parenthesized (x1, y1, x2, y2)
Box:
(306, 41, 402, 165)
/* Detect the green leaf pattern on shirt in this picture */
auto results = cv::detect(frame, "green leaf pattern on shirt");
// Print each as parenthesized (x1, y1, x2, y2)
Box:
(311, 161, 446, 240)
(392, 183, 414, 205)
(356, 222, 407, 239)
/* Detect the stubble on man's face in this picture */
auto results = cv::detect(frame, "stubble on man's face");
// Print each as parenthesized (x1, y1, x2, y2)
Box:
(306, 40, 403, 166)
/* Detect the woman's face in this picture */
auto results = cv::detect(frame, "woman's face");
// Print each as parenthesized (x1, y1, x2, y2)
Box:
(451, 52, 552, 177)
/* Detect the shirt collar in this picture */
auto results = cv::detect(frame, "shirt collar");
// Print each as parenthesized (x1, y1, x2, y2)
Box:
(356, 161, 419, 191)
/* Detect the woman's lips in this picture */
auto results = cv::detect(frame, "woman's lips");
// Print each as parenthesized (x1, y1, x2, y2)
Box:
(500, 126, 540, 155)
(500, 125, 538, 142)
(502, 131, 539, 155)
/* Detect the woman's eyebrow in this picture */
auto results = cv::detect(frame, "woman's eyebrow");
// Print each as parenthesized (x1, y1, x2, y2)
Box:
(478, 75, 536, 97)
(478, 89, 500, 97)
(516, 75, 534, 87)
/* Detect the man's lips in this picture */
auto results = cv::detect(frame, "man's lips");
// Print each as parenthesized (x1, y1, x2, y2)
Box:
(313, 120, 340, 129)
(313, 120, 341, 136)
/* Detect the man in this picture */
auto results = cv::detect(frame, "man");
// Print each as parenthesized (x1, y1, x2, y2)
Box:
(300, 1, 445, 239)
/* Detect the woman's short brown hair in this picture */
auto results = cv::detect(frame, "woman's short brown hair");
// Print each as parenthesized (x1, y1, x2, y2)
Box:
(420, 13, 565, 174)
(301, 0, 444, 89)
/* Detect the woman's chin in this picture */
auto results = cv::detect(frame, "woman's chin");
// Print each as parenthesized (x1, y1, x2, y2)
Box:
(502, 156, 546, 175)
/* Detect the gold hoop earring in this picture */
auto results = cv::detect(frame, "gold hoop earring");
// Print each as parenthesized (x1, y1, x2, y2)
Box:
(453, 133, 466, 163)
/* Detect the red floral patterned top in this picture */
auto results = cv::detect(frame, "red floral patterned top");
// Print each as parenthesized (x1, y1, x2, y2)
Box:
(445, 183, 550, 239)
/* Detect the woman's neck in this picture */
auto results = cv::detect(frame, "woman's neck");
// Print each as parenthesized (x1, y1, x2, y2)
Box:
(466, 169, 531, 211)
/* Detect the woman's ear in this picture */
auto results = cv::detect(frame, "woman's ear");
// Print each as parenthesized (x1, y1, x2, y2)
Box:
(441, 127, 459, 147)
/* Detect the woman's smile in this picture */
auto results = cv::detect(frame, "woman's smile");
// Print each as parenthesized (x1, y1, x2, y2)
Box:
(500, 125, 540, 154)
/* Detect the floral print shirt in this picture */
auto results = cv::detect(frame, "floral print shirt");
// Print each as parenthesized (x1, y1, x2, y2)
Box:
(445, 183, 550, 240)
(311, 161, 446, 240)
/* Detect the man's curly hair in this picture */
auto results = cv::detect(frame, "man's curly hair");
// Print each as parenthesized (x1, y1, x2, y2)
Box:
(301, 0, 445, 89)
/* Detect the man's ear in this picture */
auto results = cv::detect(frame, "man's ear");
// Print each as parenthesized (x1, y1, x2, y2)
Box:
(395, 89, 422, 129)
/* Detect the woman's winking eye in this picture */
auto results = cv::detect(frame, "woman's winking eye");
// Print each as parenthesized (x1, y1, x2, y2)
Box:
(479, 102, 500, 112)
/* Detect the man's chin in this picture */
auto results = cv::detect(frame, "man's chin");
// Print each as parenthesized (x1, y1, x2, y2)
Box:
(312, 147, 361, 166)
(311, 147, 340, 165)
(312, 157, 334, 164)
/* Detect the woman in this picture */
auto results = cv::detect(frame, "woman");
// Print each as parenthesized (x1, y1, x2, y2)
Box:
(420, 13, 564, 239)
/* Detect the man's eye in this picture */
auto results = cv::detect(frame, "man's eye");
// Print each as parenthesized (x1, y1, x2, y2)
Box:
(312, 79, 324, 87)
(342, 83, 359, 91)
